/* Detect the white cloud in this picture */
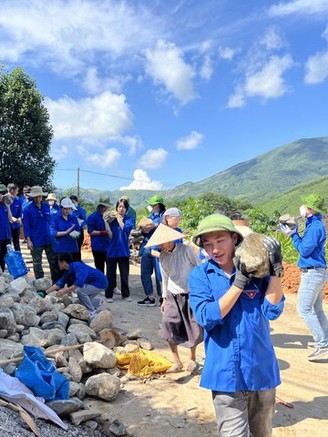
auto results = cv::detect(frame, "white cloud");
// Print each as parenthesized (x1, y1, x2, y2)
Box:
(119, 135, 143, 156)
(120, 169, 164, 190)
(260, 27, 284, 51)
(228, 55, 293, 108)
(138, 147, 168, 169)
(199, 40, 214, 80)
(323, 24, 328, 41)
(268, 0, 328, 16)
(176, 131, 203, 150)
(0, 0, 164, 76)
(79, 146, 121, 168)
(145, 40, 197, 104)
(82, 67, 131, 94)
(218, 46, 236, 61)
(45, 91, 133, 140)
(304, 51, 328, 83)
(51, 144, 69, 160)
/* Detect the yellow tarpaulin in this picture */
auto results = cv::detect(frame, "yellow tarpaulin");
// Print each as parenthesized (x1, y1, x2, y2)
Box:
(115, 349, 172, 377)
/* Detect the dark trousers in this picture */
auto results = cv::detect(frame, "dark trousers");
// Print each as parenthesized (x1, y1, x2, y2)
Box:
(92, 250, 107, 273)
(76, 228, 85, 262)
(31, 245, 60, 283)
(0, 239, 11, 271)
(106, 257, 130, 298)
(11, 227, 21, 252)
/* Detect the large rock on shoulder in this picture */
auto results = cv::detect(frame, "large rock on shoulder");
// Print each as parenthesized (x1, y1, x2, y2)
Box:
(234, 233, 270, 278)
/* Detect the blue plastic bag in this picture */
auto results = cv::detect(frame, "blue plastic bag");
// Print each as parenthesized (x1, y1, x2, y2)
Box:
(15, 346, 69, 401)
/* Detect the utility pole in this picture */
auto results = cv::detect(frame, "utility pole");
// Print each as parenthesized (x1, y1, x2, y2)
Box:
(77, 167, 80, 197)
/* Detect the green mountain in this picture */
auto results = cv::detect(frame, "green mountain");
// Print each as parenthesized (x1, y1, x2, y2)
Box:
(259, 174, 328, 215)
(165, 137, 328, 203)
(74, 136, 328, 212)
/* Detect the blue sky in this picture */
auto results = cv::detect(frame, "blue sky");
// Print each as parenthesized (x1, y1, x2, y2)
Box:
(1, 0, 328, 192)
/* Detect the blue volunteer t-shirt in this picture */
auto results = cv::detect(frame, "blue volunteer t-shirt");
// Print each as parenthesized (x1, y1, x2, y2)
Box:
(56, 261, 108, 289)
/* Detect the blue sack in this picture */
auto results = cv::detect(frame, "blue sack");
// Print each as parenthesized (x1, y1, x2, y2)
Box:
(15, 346, 69, 401)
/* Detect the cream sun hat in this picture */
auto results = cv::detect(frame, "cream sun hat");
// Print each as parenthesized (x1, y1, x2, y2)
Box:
(145, 224, 185, 248)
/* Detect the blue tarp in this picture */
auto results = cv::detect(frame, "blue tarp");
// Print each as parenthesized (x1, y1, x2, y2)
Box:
(15, 346, 69, 402)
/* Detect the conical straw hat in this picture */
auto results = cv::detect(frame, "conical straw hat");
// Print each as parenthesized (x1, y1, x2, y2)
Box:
(145, 223, 185, 248)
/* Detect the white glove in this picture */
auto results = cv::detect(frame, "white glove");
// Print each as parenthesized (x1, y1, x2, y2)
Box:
(69, 230, 80, 239)
(280, 224, 297, 237)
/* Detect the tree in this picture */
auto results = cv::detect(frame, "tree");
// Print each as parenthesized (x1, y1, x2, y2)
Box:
(0, 66, 56, 190)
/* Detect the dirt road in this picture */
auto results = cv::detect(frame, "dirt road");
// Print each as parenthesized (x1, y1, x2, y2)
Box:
(23, 247, 328, 436)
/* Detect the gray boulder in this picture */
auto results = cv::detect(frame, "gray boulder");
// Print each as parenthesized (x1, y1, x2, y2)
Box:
(63, 304, 90, 321)
(85, 373, 121, 401)
(89, 310, 113, 333)
(11, 303, 40, 327)
(68, 324, 97, 342)
(0, 308, 17, 335)
(83, 342, 116, 369)
(46, 398, 84, 416)
(234, 232, 270, 278)
(0, 295, 14, 308)
(1, 338, 24, 359)
(7, 277, 28, 295)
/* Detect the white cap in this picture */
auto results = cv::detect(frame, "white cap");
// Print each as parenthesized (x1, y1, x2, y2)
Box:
(60, 197, 77, 210)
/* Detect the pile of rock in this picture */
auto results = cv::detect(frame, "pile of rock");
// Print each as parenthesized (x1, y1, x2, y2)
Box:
(0, 273, 153, 435)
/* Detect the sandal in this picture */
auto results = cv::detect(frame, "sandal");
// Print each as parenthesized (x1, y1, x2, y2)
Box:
(186, 360, 198, 372)
(166, 363, 184, 373)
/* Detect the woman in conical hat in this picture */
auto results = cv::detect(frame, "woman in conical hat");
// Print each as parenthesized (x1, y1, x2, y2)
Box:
(146, 224, 203, 373)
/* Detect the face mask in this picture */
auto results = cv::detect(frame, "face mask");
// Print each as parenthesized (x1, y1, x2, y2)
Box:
(299, 205, 307, 217)
(48, 200, 55, 206)
(147, 205, 153, 213)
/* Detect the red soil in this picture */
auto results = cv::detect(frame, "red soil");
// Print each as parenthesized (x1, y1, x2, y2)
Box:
(282, 262, 328, 298)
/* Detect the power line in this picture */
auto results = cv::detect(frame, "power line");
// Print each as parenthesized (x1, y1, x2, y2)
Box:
(56, 167, 177, 188)
(57, 168, 133, 181)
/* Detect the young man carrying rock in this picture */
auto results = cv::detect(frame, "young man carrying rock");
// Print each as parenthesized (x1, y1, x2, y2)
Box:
(189, 214, 284, 437)
(281, 193, 328, 361)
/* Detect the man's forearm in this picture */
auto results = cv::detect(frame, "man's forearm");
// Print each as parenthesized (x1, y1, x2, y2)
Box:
(265, 276, 284, 305)
(219, 285, 243, 318)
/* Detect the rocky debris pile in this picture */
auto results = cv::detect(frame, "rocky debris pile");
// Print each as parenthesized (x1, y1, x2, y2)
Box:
(0, 272, 155, 435)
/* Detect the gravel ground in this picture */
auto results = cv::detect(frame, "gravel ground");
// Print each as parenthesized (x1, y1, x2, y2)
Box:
(0, 406, 106, 436)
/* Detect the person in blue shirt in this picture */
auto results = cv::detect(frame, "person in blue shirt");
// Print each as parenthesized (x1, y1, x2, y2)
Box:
(281, 193, 328, 362)
(119, 195, 137, 228)
(45, 252, 108, 319)
(189, 214, 284, 437)
(105, 198, 134, 302)
(0, 183, 12, 272)
(87, 195, 112, 274)
(137, 194, 166, 307)
(49, 197, 81, 260)
(20, 185, 31, 212)
(70, 195, 87, 261)
(7, 183, 23, 252)
(22, 186, 59, 283)
(46, 193, 60, 217)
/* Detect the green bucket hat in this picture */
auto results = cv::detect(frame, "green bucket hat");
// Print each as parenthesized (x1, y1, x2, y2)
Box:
(98, 195, 111, 208)
(302, 194, 326, 215)
(192, 214, 244, 247)
(146, 194, 164, 206)
(0, 183, 7, 194)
